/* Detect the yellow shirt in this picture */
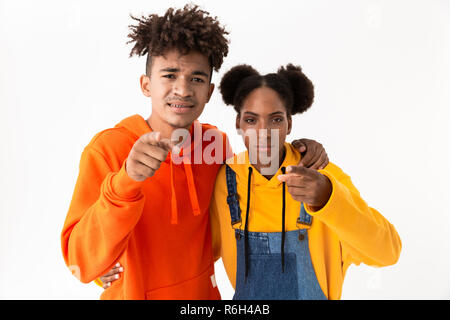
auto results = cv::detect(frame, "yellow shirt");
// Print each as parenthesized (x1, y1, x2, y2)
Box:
(210, 142, 401, 300)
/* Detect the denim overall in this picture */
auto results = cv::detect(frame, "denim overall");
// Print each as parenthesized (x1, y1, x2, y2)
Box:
(225, 165, 327, 300)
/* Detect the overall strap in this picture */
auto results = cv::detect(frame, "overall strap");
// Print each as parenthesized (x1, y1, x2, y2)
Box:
(225, 165, 242, 226)
(297, 203, 313, 227)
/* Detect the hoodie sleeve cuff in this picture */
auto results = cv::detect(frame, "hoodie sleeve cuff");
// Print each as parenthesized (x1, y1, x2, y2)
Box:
(304, 169, 339, 218)
(110, 160, 146, 199)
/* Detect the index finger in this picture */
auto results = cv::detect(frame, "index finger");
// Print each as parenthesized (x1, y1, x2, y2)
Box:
(286, 165, 312, 176)
(142, 132, 179, 153)
(158, 137, 179, 154)
(277, 165, 311, 183)
(141, 131, 162, 145)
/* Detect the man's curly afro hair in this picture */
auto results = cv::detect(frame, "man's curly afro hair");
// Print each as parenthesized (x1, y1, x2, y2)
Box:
(127, 4, 229, 75)
(219, 64, 314, 116)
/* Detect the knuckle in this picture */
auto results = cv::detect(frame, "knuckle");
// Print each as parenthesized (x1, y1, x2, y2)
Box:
(146, 167, 155, 177)
(154, 160, 162, 170)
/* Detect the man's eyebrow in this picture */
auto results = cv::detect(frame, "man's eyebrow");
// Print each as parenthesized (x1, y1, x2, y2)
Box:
(159, 67, 179, 73)
(158, 68, 209, 78)
(192, 70, 209, 78)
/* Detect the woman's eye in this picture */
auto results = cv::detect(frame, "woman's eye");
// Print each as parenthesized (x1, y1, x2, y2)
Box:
(244, 119, 255, 124)
(273, 118, 283, 123)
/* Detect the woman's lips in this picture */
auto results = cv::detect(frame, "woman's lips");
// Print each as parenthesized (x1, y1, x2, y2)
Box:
(253, 145, 275, 152)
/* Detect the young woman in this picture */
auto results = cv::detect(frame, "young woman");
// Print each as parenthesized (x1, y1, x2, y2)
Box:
(208, 64, 401, 300)
(99, 64, 401, 300)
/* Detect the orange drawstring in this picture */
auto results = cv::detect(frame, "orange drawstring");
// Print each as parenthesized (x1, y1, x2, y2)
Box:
(183, 158, 201, 217)
(170, 157, 178, 224)
(169, 154, 201, 224)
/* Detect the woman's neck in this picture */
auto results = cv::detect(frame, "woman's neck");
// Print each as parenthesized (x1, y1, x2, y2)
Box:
(252, 145, 287, 180)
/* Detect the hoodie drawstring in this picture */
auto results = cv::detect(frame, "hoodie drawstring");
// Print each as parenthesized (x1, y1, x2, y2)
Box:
(170, 158, 178, 224)
(281, 166, 286, 273)
(183, 158, 201, 216)
(244, 166, 253, 281)
(169, 156, 201, 225)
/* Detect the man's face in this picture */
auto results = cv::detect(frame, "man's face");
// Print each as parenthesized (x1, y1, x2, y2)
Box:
(142, 49, 214, 131)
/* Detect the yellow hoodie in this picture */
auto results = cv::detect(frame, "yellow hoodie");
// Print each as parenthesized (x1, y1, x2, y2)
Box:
(210, 142, 401, 300)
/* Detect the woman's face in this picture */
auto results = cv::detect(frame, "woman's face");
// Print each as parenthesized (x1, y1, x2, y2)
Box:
(236, 86, 292, 170)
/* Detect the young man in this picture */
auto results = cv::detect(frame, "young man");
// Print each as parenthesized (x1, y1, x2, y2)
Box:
(61, 5, 328, 300)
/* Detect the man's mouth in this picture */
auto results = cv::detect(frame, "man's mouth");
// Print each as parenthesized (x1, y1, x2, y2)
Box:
(167, 102, 194, 113)
(168, 103, 193, 108)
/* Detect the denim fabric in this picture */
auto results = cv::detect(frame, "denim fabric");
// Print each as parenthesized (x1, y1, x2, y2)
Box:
(232, 229, 327, 300)
(298, 203, 312, 226)
(225, 165, 241, 225)
(225, 165, 327, 300)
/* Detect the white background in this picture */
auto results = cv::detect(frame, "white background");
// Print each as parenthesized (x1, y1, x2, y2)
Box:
(1, 0, 449, 299)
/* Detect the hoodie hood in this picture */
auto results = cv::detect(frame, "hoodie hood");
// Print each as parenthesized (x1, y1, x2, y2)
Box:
(115, 114, 153, 139)
(226, 142, 302, 188)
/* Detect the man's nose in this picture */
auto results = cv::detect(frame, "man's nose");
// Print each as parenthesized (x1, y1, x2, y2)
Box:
(173, 77, 193, 97)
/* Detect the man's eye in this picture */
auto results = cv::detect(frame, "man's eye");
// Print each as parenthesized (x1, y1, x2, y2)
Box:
(163, 74, 175, 79)
(192, 77, 205, 83)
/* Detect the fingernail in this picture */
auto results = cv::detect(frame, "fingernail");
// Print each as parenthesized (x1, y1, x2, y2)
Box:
(107, 282, 111, 287)
(115, 274, 119, 279)
(286, 166, 292, 173)
(115, 263, 120, 267)
(119, 267, 123, 272)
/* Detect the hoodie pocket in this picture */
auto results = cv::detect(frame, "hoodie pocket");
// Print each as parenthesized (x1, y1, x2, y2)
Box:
(145, 264, 220, 300)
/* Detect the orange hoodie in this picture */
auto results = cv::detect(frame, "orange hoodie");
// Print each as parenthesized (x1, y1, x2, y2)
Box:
(61, 114, 232, 299)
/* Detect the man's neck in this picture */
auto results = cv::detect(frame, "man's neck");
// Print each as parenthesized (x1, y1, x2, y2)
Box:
(146, 116, 192, 141)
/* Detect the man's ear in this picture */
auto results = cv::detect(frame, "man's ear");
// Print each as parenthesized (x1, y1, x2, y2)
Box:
(287, 115, 292, 135)
(206, 83, 215, 103)
(140, 74, 151, 97)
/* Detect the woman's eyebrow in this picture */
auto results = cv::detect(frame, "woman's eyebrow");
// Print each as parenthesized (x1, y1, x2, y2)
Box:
(268, 111, 284, 116)
(243, 111, 259, 116)
(243, 111, 284, 116)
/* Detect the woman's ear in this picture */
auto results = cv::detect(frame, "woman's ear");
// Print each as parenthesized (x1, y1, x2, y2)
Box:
(235, 114, 241, 130)
(287, 115, 292, 135)
(140, 74, 151, 97)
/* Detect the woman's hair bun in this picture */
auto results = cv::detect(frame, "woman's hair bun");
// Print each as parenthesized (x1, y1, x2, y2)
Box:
(219, 64, 259, 106)
(277, 64, 314, 115)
